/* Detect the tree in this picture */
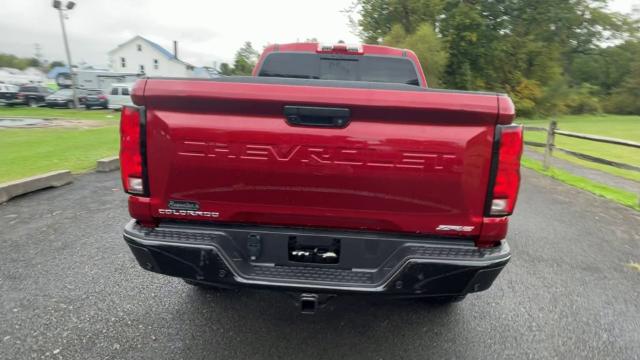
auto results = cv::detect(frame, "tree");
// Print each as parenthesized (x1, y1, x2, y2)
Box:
(506, 0, 633, 61)
(231, 41, 259, 75)
(216, 42, 260, 76)
(351, 0, 639, 115)
(48, 61, 65, 70)
(218, 62, 233, 76)
(384, 23, 447, 87)
(27, 58, 41, 68)
(604, 60, 640, 114)
(355, 0, 445, 43)
(569, 41, 640, 92)
(0, 54, 40, 70)
(439, 1, 494, 90)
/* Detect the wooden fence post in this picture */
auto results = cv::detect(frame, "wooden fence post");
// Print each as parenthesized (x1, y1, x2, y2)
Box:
(543, 120, 557, 170)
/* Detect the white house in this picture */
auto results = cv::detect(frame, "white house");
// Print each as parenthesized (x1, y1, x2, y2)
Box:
(108, 36, 204, 78)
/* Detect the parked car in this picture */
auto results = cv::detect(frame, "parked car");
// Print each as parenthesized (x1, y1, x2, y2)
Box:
(45, 88, 90, 108)
(6, 85, 52, 107)
(120, 42, 522, 313)
(107, 83, 133, 109)
(0, 83, 19, 105)
(84, 89, 109, 109)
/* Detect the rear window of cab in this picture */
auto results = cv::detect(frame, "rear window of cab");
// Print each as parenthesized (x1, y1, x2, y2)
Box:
(258, 52, 421, 86)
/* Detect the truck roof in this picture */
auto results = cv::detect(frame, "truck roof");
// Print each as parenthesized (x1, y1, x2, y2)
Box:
(262, 42, 411, 57)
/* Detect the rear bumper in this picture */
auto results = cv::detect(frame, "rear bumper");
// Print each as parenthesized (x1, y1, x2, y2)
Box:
(123, 220, 510, 297)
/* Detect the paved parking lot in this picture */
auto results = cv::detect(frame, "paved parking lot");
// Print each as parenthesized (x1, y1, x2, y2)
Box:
(1, 170, 639, 359)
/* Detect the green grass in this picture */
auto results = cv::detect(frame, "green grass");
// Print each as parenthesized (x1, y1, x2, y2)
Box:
(0, 106, 118, 121)
(522, 156, 640, 211)
(519, 114, 640, 182)
(0, 127, 119, 183)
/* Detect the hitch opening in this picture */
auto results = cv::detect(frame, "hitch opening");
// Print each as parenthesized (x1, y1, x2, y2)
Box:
(300, 293, 319, 315)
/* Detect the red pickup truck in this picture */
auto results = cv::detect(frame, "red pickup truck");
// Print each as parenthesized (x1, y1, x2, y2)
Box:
(120, 42, 522, 313)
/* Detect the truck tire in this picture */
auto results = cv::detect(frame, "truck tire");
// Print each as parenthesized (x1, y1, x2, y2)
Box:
(182, 278, 222, 290)
(67, 101, 74, 109)
(28, 98, 38, 107)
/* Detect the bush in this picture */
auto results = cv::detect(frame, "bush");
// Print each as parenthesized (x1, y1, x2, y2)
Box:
(603, 61, 640, 115)
(533, 86, 561, 116)
(511, 79, 542, 118)
(520, 82, 603, 118)
(603, 93, 640, 114)
(565, 84, 602, 115)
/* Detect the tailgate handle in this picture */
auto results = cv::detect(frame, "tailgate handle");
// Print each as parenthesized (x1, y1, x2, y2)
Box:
(284, 106, 350, 128)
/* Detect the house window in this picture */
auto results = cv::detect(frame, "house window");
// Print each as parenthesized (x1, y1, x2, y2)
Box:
(153, 59, 159, 70)
(139, 65, 145, 73)
(120, 57, 126, 68)
(137, 44, 142, 51)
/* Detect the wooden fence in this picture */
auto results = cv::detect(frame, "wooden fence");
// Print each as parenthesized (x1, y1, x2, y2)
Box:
(522, 120, 640, 172)
(522, 120, 640, 206)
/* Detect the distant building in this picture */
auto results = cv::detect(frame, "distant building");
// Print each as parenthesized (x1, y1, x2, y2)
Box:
(47, 66, 139, 91)
(108, 36, 208, 78)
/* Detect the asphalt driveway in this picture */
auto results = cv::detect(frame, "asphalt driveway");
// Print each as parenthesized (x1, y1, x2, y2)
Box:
(1, 169, 639, 359)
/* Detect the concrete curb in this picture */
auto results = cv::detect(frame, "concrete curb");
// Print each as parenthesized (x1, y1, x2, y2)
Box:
(96, 156, 120, 172)
(0, 170, 73, 204)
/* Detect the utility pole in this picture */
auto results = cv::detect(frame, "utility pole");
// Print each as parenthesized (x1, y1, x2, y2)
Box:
(34, 43, 44, 66)
(53, 0, 78, 107)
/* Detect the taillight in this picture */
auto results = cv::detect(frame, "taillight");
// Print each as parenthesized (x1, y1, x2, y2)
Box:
(120, 106, 145, 195)
(488, 125, 523, 216)
(99, 95, 107, 100)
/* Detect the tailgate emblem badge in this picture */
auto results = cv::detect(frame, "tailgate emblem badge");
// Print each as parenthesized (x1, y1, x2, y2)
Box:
(161, 200, 219, 218)
(168, 200, 199, 211)
(178, 140, 457, 171)
(436, 225, 475, 232)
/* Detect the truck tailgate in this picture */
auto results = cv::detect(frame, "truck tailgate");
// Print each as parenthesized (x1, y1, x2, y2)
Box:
(137, 78, 501, 237)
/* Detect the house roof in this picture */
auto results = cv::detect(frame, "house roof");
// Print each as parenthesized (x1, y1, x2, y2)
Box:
(109, 35, 194, 67)
(144, 37, 176, 60)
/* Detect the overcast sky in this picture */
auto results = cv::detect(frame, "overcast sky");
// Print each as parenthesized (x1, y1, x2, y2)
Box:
(1, 0, 638, 68)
